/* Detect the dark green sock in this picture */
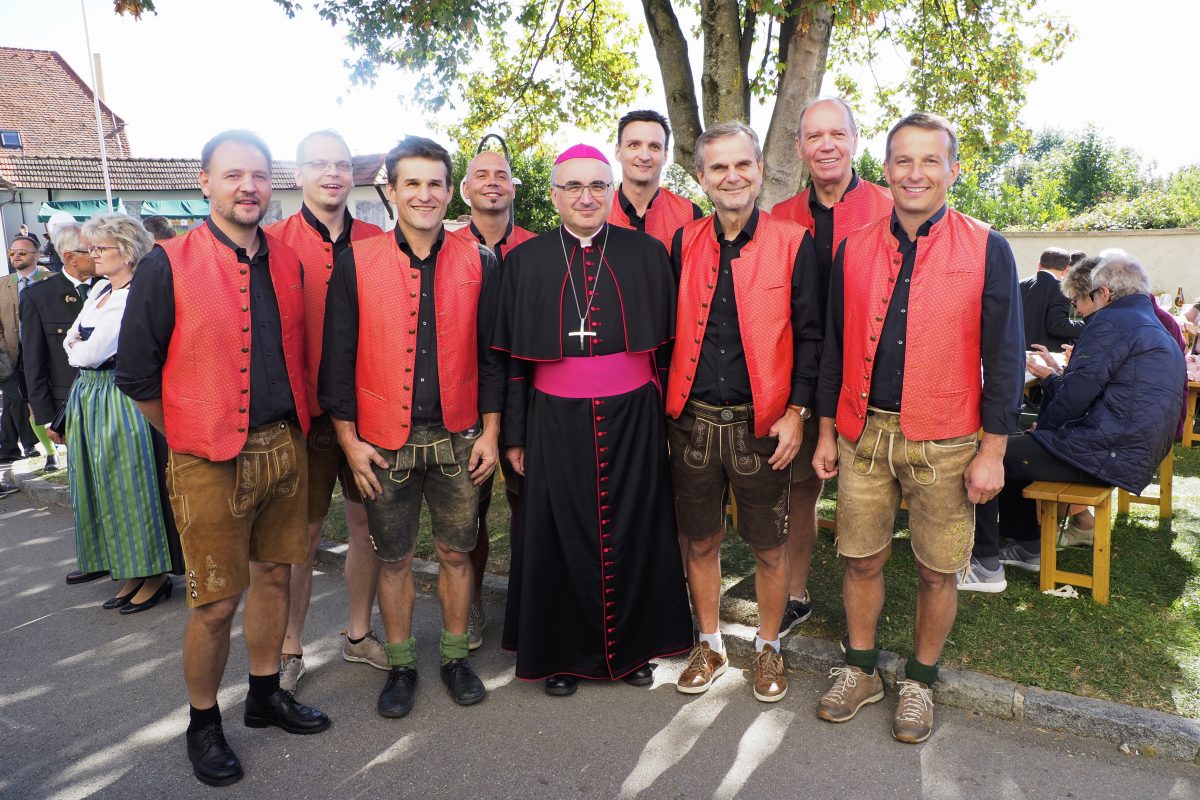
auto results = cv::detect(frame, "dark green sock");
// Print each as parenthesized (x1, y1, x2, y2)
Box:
(905, 656, 939, 685)
(844, 646, 880, 675)
(384, 637, 416, 668)
(440, 629, 469, 664)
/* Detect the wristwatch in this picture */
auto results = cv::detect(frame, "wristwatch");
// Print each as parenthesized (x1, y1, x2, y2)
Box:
(787, 404, 812, 420)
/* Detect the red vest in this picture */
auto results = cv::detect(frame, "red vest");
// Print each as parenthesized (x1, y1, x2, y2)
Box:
(609, 187, 694, 253)
(449, 221, 536, 261)
(352, 231, 483, 449)
(837, 209, 990, 442)
(771, 179, 893, 251)
(666, 211, 806, 437)
(160, 222, 309, 461)
(264, 212, 383, 417)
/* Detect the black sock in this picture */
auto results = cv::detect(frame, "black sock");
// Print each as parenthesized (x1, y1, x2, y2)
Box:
(248, 672, 280, 700)
(348, 634, 365, 645)
(188, 703, 221, 733)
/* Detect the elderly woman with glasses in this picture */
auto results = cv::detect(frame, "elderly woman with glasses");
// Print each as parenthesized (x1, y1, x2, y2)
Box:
(65, 213, 181, 613)
(958, 252, 1186, 591)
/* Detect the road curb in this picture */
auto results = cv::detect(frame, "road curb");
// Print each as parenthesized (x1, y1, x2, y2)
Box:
(10, 459, 71, 509)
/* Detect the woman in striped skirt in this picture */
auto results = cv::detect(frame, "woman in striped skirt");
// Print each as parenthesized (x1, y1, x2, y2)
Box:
(66, 213, 180, 613)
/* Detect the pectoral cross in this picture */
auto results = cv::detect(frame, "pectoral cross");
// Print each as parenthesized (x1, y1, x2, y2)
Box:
(569, 318, 596, 350)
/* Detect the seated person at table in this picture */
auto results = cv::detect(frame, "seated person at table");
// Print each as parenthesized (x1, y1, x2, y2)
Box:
(959, 253, 1186, 591)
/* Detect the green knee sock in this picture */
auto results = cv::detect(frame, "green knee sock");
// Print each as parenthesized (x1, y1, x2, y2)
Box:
(384, 637, 416, 668)
(31, 419, 54, 454)
(845, 645, 880, 675)
(905, 656, 939, 685)
(440, 629, 469, 664)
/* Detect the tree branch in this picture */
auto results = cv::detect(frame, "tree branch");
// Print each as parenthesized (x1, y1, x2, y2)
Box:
(642, 0, 704, 172)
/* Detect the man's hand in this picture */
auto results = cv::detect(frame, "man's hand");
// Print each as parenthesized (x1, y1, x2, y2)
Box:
(767, 408, 803, 470)
(506, 446, 525, 477)
(964, 432, 1007, 504)
(812, 417, 838, 479)
(468, 430, 499, 486)
(46, 428, 64, 445)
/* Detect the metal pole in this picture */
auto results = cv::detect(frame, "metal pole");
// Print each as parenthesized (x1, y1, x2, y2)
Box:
(80, 0, 114, 212)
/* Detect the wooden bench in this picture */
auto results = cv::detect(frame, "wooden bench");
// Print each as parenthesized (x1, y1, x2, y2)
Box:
(1116, 450, 1174, 520)
(1022, 481, 1113, 604)
(1184, 381, 1200, 448)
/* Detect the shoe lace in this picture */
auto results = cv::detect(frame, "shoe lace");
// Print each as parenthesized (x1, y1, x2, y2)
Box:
(198, 722, 226, 750)
(754, 649, 784, 680)
(685, 644, 711, 672)
(824, 666, 860, 702)
(895, 680, 933, 723)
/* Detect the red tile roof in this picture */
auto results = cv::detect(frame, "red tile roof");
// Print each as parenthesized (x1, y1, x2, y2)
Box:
(0, 47, 132, 158)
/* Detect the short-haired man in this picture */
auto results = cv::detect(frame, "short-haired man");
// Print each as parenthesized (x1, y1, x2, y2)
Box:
(0, 234, 52, 484)
(117, 130, 331, 787)
(812, 113, 1024, 743)
(450, 149, 536, 650)
(609, 109, 703, 253)
(666, 122, 823, 703)
(265, 130, 386, 694)
(320, 135, 502, 718)
(770, 98, 894, 636)
(1019, 247, 1085, 352)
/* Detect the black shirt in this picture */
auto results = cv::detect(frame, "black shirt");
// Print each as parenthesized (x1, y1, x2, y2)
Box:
(617, 187, 704, 231)
(319, 225, 504, 426)
(300, 204, 355, 261)
(807, 172, 859, 304)
(116, 219, 297, 428)
(816, 206, 1025, 435)
(671, 209, 824, 409)
(465, 219, 518, 263)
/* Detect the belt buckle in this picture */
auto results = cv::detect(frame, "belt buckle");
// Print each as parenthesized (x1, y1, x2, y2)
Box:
(719, 408, 734, 422)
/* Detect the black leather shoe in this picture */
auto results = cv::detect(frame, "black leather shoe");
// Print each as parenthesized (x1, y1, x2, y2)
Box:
(186, 722, 243, 787)
(43, 454, 58, 473)
(102, 579, 144, 610)
(65, 569, 109, 585)
(378, 666, 418, 718)
(243, 689, 331, 734)
(440, 658, 486, 706)
(119, 576, 173, 614)
(622, 663, 655, 687)
(545, 674, 579, 696)
(0, 481, 18, 498)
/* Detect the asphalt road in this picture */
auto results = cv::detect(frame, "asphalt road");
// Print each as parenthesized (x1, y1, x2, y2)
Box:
(1, 493, 1196, 799)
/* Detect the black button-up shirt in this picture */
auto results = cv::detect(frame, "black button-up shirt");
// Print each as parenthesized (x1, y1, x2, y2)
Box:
(465, 219, 516, 263)
(617, 187, 704, 231)
(301, 204, 355, 261)
(116, 219, 297, 429)
(807, 172, 859, 305)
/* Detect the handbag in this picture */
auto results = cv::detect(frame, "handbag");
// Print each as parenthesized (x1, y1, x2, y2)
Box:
(48, 403, 67, 437)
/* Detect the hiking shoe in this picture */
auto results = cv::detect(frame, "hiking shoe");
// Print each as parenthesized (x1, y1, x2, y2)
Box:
(751, 645, 788, 702)
(342, 630, 389, 670)
(957, 559, 1007, 593)
(893, 679, 935, 743)
(467, 600, 485, 651)
(279, 654, 306, 694)
(778, 593, 813, 637)
(999, 542, 1040, 573)
(817, 665, 884, 722)
(1057, 522, 1094, 550)
(676, 642, 728, 694)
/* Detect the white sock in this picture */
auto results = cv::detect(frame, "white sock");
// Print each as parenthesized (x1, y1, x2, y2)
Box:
(699, 631, 724, 654)
(755, 635, 781, 653)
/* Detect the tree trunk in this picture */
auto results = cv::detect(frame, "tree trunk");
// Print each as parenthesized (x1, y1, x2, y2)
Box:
(760, 1, 833, 209)
(642, 0, 704, 173)
(699, 0, 748, 129)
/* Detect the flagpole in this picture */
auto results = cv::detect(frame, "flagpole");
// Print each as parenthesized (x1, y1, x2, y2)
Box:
(80, 0, 114, 212)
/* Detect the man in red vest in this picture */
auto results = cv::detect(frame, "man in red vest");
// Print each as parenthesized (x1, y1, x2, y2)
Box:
(609, 109, 703, 253)
(770, 98, 894, 637)
(451, 149, 535, 650)
(812, 113, 1023, 743)
(265, 130, 386, 694)
(117, 130, 331, 787)
(666, 121, 824, 704)
(319, 136, 504, 719)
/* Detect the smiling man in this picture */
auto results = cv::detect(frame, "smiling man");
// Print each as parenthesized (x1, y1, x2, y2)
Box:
(811, 113, 1023, 743)
(319, 135, 503, 720)
(666, 121, 823, 704)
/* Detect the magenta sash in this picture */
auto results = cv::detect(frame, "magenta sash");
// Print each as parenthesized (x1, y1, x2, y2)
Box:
(532, 352, 655, 398)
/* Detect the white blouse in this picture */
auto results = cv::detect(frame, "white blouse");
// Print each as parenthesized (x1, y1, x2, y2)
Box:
(63, 280, 128, 369)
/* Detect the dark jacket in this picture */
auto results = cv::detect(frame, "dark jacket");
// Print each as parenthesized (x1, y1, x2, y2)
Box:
(19, 272, 89, 423)
(1032, 294, 1185, 493)
(1020, 269, 1084, 352)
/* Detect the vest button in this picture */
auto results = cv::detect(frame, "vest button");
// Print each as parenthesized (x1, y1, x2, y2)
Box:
(870, 335, 876, 342)
(707, 283, 713, 289)
(242, 327, 249, 333)
(408, 329, 415, 335)
(690, 357, 696, 363)
(403, 386, 411, 391)
(238, 426, 246, 433)
(875, 316, 883, 321)
(410, 311, 416, 316)
(865, 356, 872, 362)
(241, 388, 248, 394)
(410, 292, 417, 298)
(405, 368, 412, 373)
(240, 287, 247, 293)
(697, 320, 703, 326)
(326, 263, 332, 269)
(701, 302, 708, 308)
(242, 306, 249, 312)
(240, 367, 248, 373)
(860, 392, 867, 399)
(402, 405, 409, 411)
(410, 273, 418, 280)
(241, 347, 249, 353)
(686, 375, 692, 381)
(239, 269, 247, 275)
(888, 276, 895, 283)
(406, 348, 413, 353)
(881, 297, 888, 303)
(239, 407, 247, 413)
(694, 338, 700, 344)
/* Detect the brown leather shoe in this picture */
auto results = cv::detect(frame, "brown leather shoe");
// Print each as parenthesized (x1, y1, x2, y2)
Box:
(817, 665, 884, 722)
(751, 644, 787, 702)
(892, 679, 935, 743)
(675, 642, 728, 694)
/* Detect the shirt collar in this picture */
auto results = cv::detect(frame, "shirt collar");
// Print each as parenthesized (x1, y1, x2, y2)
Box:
(618, 187, 660, 218)
(60, 269, 87, 288)
(808, 171, 860, 212)
(712, 207, 759, 245)
(393, 224, 445, 261)
(889, 204, 947, 246)
(468, 217, 514, 246)
(300, 204, 353, 247)
(206, 217, 270, 264)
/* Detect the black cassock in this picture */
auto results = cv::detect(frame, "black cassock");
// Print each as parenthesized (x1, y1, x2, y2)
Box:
(494, 223, 693, 680)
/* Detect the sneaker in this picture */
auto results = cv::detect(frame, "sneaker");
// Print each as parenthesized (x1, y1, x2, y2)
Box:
(892, 679, 935, 743)
(998, 542, 1040, 573)
(676, 642, 728, 694)
(0, 481, 18, 498)
(467, 600, 485, 651)
(342, 630, 389, 670)
(278, 654, 306, 694)
(751, 645, 788, 702)
(43, 453, 58, 473)
(778, 593, 813, 637)
(1057, 522, 1094, 550)
(957, 559, 1007, 593)
(817, 665, 884, 722)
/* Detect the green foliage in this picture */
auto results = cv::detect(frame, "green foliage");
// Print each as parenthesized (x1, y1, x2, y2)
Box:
(662, 163, 712, 215)
(854, 151, 886, 186)
(1051, 183, 1200, 232)
(445, 149, 559, 233)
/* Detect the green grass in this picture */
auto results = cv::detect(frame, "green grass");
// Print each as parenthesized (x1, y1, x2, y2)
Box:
(323, 445, 1200, 717)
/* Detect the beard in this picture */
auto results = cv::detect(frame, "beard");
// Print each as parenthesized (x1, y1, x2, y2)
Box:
(212, 194, 267, 228)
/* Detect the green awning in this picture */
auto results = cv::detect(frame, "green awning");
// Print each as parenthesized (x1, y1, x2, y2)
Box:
(139, 199, 210, 219)
(38, 198, 127, 221)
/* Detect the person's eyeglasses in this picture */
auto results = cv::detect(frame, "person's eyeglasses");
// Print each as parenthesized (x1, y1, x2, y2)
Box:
(70, 249, 91, 254)
(554, 181, 611, 199)
(6, 249, 34, 257)
(87, 245, 119, 255)
(301, 159, 353, 174)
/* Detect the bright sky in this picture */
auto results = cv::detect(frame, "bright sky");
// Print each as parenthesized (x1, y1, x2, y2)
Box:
(8, 0, 1199, 174)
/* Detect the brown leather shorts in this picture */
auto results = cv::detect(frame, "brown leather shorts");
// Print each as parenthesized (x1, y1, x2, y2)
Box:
(306, 413, 362, 521)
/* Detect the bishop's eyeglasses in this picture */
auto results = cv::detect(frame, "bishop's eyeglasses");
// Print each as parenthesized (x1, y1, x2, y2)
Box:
(553, 181, 612, 199)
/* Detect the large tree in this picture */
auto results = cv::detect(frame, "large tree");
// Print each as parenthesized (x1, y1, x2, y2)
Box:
(118, 0, 1072, 207)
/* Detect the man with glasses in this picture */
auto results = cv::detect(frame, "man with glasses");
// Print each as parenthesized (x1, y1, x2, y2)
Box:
(494, 143, 692, 697)
(264, 130, 385, 695)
